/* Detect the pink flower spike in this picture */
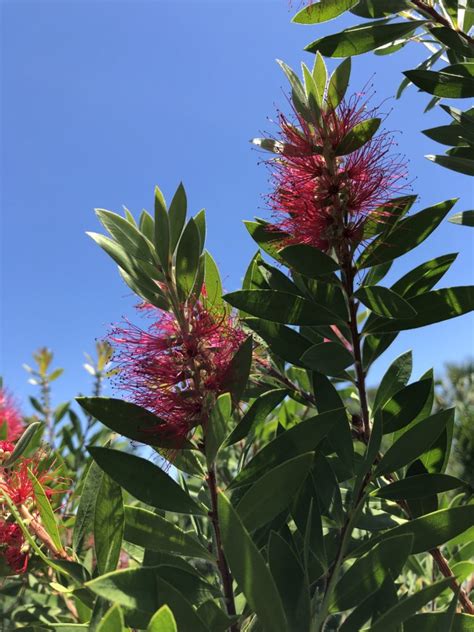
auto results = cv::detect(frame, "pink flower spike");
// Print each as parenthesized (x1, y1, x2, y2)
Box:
(0, 388, 24, 441)
(265, 94, 408, 254)
(110, 303, 246, 449)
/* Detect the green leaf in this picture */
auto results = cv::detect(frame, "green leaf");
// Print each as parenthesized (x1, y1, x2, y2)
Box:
(293, 0, 358, 24)
(449, 210, 474, 226)
(245, 318, 312, 366)
(426, 154, 474, 175)
(205, 393, 232, 466)
(97, 605, 124, 632)
(193, 209, 206, 253)
(85, 566, 209, 631)
(147, 605, 177, 632)
(154, 185, 170, 271)
(169, 183, 187, 253)
(370, 579, 452, 632)
(139, 209, 154, 241)
(218, 492, 288, 632)
(244, 220, 288, 263)
(176, 218, 201, 300)
(76, 397, 189, 449)
(364, 194, 418, 239)
(423, 123, 469, 147)
(330, 534, 413, 612)
(95, 209, 157, 266)
(404, 612, 474, 631)
(73, 460, 103, 554)
(376, 408, 453, 476)
(391, 253, 458, 299)
(373, 350, 412, 412)
(230, 408, 346, 488)
(376, 504, 474, 554)
(327, 58, 351, 108)
(88, 447, 205, 515)
(404, 68, 474, 98)
(225, 388, 287, 446)
(268, 531, 311, 631)
(123, 505, 213, 561)
(312, 52, 327, 105)
(359, 199, 456, 268)
(2, 422, 42, 467)
(219, 336, 253, 405)
(336, 118, 381, 155)
(367, 287, 474, 333)
(236, 453, 314, 531)
(305, 20, 425, 57)
(300, 342, 353, 376)
(373, 473, 467, 501)
(203, 251, 224, 312)
(380, 378, 433, 434)
(29, 469, 63, 553)
(351, 0, 412, 17)
(278, 244, 339, 277)
(94, 473, 124, 574)
(224, 290, 339, 326)
(357, 286, 416, 320)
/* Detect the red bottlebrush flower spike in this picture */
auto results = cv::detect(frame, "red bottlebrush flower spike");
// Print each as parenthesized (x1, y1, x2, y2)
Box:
(0, 388, 24, 441)
(266, 95, 408, 253)
(110, 303, 246, 447)
(0, 444, 62, 507)
(0, 520, 28, 575)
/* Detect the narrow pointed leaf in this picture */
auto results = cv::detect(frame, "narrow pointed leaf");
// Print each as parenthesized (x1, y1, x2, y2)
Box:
(359, 199, 456, 269)
(373, 473, 467, 501)
(29, 469, 63, 553)
(225, 388, 287, 446)
(76, 397, 191, 449)
(123, 505, 213, 561)
(236, 453, 314, 531)
(230, 408, 346, 488)
(370, 579, 452, 632)
(301, 342, 353, 376)
(336, 118, 381, 155)
(279, 244, 339, 277)
(147, 605, 177, 632)
(376, 409, 453, 476)
(94, 473, 124, 574)
(154, 186, 170, 270)
(330, 534, 413, 612)
(293, 0, 358, 24)
(97, 605, 124, 632)
(305, 21, 425, 57)
(356, 286, 416, 320)
(218, 493, 288, 632)
(224, 289, 340, 326)
(176, 218, 201, 299)
(169, 183, 187, 253)
(88, 447, 205, 515)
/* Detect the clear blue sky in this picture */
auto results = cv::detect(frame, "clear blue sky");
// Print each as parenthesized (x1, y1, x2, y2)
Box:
(2, 0, 473, 414)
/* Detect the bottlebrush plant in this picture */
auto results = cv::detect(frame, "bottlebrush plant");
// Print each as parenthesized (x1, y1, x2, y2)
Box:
(2, 22, 474, 632)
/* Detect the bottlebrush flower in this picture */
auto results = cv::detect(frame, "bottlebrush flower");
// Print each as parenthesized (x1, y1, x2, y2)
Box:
(0, 520, 28, 575)
(0, 442, 60, 507)
(0, 388, 24, 441)
(110, 303, 246, 446)
(265, 95, 408, 253)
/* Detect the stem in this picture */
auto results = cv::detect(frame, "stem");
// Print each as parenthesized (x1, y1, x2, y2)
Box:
(19, 505, 73, 561)
(342, 262, 371, 441)
(430, 548, 474, 614)
(40, 378, 54, 447)
(318, 255, 375, 630)
(207, 465, 238, 630)
(411, 0, 474, 45)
